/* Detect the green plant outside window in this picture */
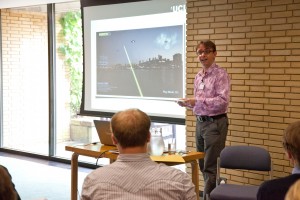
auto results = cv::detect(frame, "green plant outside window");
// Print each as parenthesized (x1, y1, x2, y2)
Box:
(58, 11, 83, 117)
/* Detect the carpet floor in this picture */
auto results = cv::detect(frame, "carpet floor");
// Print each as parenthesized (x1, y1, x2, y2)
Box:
(0, 154, 93, 200)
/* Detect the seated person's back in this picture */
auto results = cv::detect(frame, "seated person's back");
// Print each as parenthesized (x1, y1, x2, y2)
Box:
(82, 153, 195, 199)
(81, 108, 196, 200)
(257, 121, 300, 200)
(257, 174, 300, 200)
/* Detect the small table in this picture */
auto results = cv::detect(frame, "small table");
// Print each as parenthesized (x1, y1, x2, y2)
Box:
(65, 144, 204, 200)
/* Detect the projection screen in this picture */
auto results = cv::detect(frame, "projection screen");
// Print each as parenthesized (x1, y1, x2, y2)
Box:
(80, 0, 186, 122)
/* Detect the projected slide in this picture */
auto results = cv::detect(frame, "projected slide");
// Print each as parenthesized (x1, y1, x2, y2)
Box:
(96, 25, 183, 99)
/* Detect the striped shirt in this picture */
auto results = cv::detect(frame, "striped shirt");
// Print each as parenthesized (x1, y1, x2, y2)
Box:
(81, 153, 197, 200)
(193, 63, 230, 116)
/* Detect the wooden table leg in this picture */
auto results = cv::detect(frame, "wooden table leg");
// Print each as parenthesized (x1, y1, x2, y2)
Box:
(71, 153, 79, 200)
(191, 160, 200, 200)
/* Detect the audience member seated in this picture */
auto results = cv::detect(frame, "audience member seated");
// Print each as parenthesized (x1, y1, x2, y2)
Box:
(285, 179, 300, 200)
(81, 108, 197, 200)
(257, 121, 300, 200)
(0, 165, 21, 200)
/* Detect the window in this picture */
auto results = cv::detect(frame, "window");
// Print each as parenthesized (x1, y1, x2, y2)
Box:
(1, 5, 49, 154)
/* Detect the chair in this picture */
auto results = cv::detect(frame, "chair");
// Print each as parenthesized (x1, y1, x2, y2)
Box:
(209, 145, 272, 200)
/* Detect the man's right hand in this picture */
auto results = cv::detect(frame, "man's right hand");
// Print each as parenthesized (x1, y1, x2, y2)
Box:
(176, 99, 188, 107)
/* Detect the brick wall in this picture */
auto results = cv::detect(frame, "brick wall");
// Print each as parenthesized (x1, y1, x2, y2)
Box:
(186, 0, 300, 189)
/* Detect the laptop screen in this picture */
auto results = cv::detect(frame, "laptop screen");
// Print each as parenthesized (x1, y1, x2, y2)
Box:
(93, 120, 115, 146)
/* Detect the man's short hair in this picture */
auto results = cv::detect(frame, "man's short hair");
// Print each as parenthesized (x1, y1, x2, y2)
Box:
(195, 40, 216, 52)
(111, 108, 151, 148)
(283, 121, 300, 164)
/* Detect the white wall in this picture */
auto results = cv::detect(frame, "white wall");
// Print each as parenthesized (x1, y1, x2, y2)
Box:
(0, 0, 76, 8)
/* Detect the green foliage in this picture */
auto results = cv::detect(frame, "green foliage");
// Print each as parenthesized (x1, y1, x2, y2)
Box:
(58, 11, 83, 117)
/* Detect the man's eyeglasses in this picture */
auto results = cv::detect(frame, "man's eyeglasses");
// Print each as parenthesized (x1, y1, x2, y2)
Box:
(196, 49, 213, 56)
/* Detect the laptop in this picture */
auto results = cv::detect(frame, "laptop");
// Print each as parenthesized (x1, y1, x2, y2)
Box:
(93, 120, 115, 146)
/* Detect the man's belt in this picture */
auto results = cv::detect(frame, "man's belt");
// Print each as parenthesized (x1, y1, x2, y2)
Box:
(196, 113, 227, 122)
